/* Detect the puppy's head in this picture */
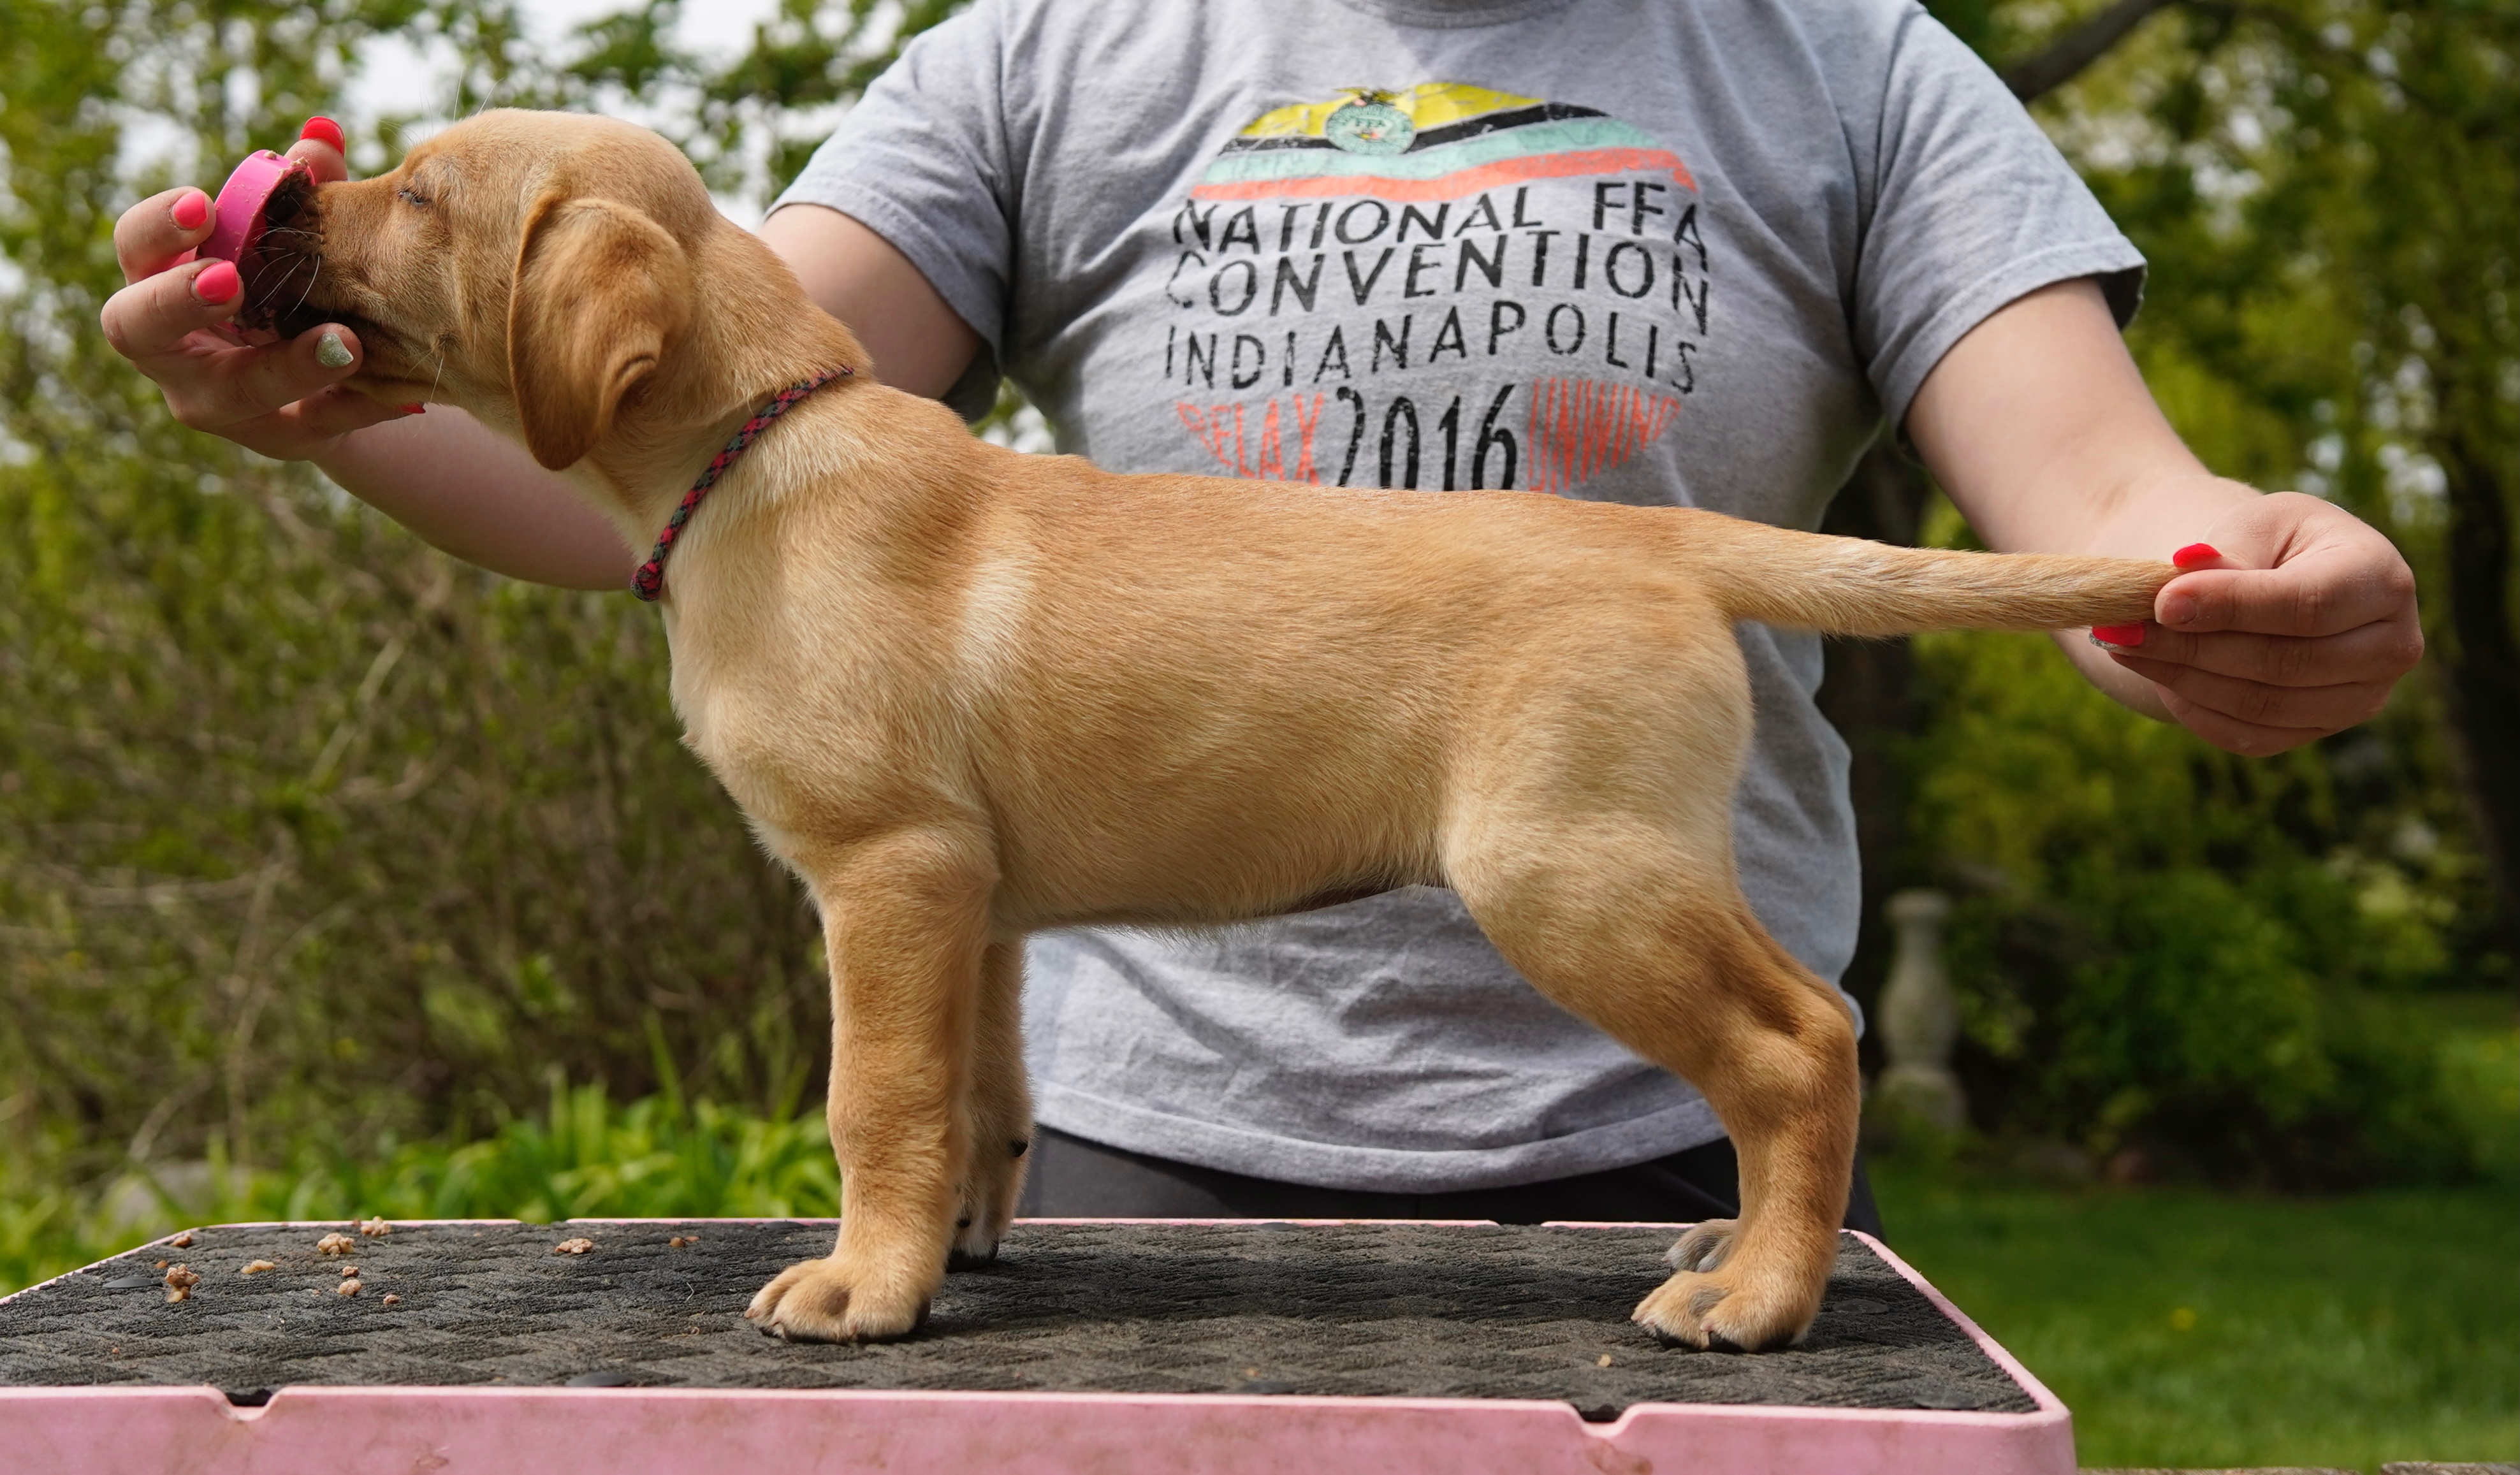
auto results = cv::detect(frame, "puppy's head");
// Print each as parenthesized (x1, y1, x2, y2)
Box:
(263, 110, 724, 470)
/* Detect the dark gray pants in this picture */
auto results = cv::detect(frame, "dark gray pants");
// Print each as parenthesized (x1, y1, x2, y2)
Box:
(1018, 1126, 1885, 1239)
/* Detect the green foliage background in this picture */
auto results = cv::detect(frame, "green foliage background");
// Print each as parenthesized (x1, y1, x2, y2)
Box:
(1881, 0, 2520, 1182)
(1, 0, 2514, 1272)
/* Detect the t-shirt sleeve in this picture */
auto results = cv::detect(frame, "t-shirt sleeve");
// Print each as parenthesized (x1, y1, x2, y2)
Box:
(1847, 3, 2146, 427)
(769, 0, 1018, 421)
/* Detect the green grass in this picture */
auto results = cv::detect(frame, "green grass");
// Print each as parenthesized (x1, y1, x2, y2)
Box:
(1873, 1162, 2520, 1471)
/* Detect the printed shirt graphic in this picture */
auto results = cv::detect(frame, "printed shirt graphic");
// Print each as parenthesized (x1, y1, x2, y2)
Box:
(1161, 83, 1708, 501)
(1193, 84, 1695, 200)
(773, 0, 2145, 1193)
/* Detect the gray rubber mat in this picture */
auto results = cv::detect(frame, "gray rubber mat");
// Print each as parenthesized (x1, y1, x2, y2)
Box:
(0, 1221, 2035, 1420)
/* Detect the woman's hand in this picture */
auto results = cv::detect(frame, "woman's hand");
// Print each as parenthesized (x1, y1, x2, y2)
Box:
(98, 117, 413, 459)
(2092, 490, 2424, 755)
(1912, 279, 2424, 758)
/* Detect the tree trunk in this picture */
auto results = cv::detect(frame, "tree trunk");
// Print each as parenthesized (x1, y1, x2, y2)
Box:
(2438, 435, 2520, 959)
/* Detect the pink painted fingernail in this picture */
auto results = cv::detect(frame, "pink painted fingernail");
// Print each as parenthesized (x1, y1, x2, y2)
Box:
(171, 190, 208, 231)
(2090, 623, 2146, 648)
(398, 403, 427, 414)
(300, 116, 347, 154)
(2171, 542, 2221, 569)
(193, 259, 240, 305)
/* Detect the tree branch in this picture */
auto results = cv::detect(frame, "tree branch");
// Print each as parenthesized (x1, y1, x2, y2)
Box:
(2004, 0, 2183, 102)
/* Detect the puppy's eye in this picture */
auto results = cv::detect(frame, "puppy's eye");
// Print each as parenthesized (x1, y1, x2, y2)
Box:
(397, 187, 431, 207)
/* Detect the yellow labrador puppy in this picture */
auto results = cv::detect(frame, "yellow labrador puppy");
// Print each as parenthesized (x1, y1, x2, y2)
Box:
(252, 110, 2169, 1350)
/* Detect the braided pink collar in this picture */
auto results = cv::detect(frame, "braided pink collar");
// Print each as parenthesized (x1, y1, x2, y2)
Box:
(630, 367, 852, 602)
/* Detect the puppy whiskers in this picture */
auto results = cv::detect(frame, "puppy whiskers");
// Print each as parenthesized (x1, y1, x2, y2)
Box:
(286, 257, 323, 319)
(246, 254, 312, 317)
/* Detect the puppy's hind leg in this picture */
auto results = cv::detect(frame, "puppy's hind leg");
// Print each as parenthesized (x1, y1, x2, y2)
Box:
(950, 940, 1032, 1268)
(1455, 837, 1858, 1352)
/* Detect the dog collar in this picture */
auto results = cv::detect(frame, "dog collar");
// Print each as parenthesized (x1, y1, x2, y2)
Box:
(630, 367, 852, 602)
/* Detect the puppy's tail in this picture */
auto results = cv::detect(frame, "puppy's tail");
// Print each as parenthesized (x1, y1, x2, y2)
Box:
(1670, 510, 2173, 637)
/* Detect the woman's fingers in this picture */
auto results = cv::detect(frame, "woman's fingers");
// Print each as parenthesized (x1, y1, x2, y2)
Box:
(2153, 494, 2420, 639)
(115, 186, 215, 282)
(104, 260, 375, 438)
(115, 116, 347, 286)
(169, 324, 370, 433)
(2105, 650, 2393, 734)
(286, 116, 351, 183)
(2148, 687, 2334, 757)
(2156, 548, 2418, 639)
(99, 256, 245, 364)
(96, 118, 398, 461)
(2101, 617, 2424, 689)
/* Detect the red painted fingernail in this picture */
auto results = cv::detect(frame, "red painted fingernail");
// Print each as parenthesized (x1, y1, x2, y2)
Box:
(194, 259, 240, 304)
(399, 403, 427, 414)
(171, 190, 208, 231)
(2090, 623, 2146, 648)
(2171, 542, 2221, 569)
(300, 116, 347, 153)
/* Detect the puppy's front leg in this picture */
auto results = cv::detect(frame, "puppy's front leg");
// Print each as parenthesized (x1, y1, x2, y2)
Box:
(747, 828, 992, 1342)
(950, 940, 1032, 1267)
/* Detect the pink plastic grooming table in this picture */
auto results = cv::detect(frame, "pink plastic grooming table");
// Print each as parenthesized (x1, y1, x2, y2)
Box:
(0, 1219, 2071, 1474)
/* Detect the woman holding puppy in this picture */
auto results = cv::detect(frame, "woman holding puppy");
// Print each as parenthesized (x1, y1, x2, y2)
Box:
(102, 0, 2419, 1232)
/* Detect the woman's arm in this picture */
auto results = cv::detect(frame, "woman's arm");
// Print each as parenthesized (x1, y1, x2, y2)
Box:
(1907, 278, 2423, 755)
(307, 205, 982, 589)
(101, 124, 979, 590)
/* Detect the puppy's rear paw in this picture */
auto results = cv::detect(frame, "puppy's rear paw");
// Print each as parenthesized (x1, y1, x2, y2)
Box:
(743, 1256, 929, 1342)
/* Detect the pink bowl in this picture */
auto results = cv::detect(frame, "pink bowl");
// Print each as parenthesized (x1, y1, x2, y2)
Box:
(200, 149, 307, 266)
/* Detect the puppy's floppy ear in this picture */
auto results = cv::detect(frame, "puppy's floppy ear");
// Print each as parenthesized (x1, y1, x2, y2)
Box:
(508, 193, 694, 470)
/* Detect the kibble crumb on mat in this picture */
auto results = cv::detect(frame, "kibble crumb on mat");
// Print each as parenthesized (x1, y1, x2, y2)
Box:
(551, 1239, 595, 1256)
(0, 1224, 2037, 1420)
(359, 1218, 392, 1239)
(161, 1266, 198, 1304)
(316, 1233, 356, 1258)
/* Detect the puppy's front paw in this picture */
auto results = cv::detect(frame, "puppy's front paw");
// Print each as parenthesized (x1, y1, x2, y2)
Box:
(945, 1207, 1000, 1270)
(1632, 1261, 1819, 1353)
(743, 1255, 931, 1342)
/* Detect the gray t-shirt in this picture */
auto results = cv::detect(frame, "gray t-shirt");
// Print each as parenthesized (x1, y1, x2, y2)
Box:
(775, 0, 2141, 1191)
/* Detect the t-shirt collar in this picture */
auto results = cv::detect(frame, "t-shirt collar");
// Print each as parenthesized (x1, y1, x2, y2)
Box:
(1329, 0, 1582, 29)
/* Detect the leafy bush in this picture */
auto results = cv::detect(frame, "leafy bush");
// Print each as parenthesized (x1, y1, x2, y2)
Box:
(1906, 621, 2480, 1184)
(0, 1079, 841, 1295)
(0, 0, 922, 1222)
